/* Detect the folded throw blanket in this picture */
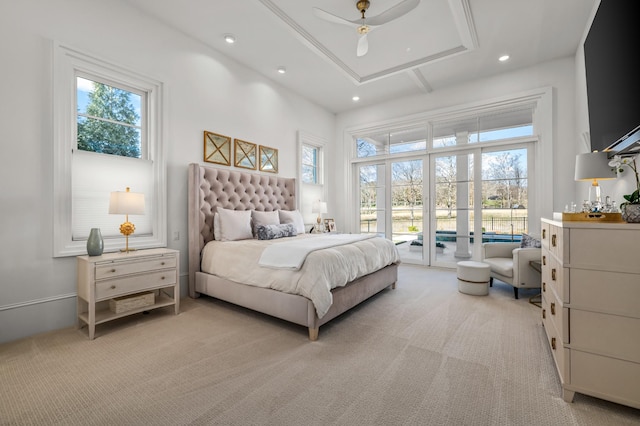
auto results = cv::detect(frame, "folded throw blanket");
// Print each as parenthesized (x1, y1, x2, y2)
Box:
(258, 233, 377, 270)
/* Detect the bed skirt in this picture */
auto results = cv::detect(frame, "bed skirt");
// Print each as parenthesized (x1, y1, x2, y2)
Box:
(194, 263, 398, 340)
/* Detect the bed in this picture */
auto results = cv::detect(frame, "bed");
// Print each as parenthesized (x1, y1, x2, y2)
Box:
(188, 163, 399, 340)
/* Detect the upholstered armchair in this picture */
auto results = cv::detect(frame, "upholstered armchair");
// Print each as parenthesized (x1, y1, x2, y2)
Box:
(481, 242, 541, 299)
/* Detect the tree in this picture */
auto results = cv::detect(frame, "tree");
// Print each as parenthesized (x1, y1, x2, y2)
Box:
(77, 82, 141, 158)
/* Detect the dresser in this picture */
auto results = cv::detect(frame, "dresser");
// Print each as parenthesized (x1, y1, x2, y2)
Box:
(77, 248, 180, 339)
(540, 218, 640, 409)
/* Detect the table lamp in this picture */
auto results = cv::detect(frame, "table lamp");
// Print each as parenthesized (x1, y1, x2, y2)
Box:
(109, 187, 145, 252)
(574, 151, 615, 206)
(312, 200, 327, 233)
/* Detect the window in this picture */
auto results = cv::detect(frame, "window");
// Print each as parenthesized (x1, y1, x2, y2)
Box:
(53, 44, 166, 257)
(301, 144, 318, 184)
(356, 125, 427, 158)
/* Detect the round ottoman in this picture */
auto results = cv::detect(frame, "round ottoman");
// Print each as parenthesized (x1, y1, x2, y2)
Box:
(457, 261, 490, 296)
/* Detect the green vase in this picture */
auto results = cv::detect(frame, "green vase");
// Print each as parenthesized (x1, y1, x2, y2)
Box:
(621, 204, 640, 223)
(86, 228, 104, 256)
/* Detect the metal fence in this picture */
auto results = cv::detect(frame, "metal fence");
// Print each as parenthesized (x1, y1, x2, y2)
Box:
(360, 216, 529, 235)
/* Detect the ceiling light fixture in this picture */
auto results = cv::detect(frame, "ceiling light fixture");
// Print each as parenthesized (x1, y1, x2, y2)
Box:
(277, 66, 286, 74)
(499, 54, 510, 62)
(352, 96, 360, 102)
(224, 34, 236, 44)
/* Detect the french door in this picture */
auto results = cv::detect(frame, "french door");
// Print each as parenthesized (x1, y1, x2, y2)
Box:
(356, 145, 531, 268)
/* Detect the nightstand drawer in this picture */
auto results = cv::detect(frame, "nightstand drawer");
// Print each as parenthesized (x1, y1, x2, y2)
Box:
(95, 255, 177, 280)
(95, 270, 176, 300)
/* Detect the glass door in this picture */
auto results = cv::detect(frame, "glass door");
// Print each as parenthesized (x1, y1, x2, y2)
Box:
(433, 152, 475, 267)
(391, 159, 425, 263)
(358, 163, 386, 236)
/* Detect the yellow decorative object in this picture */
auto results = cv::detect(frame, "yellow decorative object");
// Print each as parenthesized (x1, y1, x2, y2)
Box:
(109, 187, 145, 252)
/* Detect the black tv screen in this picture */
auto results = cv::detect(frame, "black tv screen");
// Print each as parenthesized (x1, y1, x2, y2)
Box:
(584, 1, 640, 153)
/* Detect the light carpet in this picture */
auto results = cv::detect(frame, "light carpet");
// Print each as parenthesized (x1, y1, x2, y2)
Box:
(1, 265, 639, 425)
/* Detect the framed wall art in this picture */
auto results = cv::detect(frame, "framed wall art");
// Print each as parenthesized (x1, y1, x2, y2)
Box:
(259, 145, 278, 173)
(324, 218, 336, 233)
(234, 139, 257, 170)
(203, 131, 231, 166)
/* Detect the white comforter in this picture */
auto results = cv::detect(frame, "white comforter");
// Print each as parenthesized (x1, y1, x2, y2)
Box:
(200, 233, 400, 318)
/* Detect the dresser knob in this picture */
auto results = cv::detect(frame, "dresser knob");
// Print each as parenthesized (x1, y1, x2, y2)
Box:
(551, 337, 556, 350)
(542, 255, 546, 266)
(161, 276, 165, 280)
(551, 269, 556, 281)
(111, 269, 116, 273)
(551, 234, 556, 247)
(550, 302, 555, 315)
(542, 282, 546, 292)
(542, 229, 546, 239)
(161, 262, 165, 266)
(542, 309, 546, 319)
(110, 285, 116, 290)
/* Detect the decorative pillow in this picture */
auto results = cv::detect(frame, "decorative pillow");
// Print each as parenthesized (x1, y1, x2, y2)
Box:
(251, 210, 280, 236)
(278, 209, 305, 234)
(520, 233, 541, 248)
(256, 223, 297, 240)
(217, 208, 253, 241)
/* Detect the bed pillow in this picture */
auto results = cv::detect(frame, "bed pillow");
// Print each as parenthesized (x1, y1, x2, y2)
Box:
(251, 210, 280, 236)
(278, 209, 305, 234)
(217, 208, 253, 241)
(520, 233, 541, 248)
(256, 223, 297, 240)
(213, 212, 221, 240)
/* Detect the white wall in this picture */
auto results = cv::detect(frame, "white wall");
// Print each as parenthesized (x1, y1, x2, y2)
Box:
(0, 0, 335, 344)
(333, 57, 580, 229)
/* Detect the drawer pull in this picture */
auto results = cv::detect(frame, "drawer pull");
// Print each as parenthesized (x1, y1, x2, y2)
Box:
(551, 234, 556, 247)
(110, 285, 116, 290)
(542, 282, 546, 292)
(161, 262, 165, 266)
(542, 309, 546, 319)
(161, 276, 165, 280)
(551, 337, 556, 350)
(542, 255, 546, 266)
(111, 269, 116, 273)
(542, 229, 546, 239)
(551, 269, 556, 281)
(550, 302, 555, 315)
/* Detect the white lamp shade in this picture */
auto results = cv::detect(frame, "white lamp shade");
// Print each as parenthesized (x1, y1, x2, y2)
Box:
(574, 152, 616, 181)
(109, 189, 145, 215)
(312, 201, 327, 214)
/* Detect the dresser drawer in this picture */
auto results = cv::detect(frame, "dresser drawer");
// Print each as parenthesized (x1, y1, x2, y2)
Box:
(95, 255, 177, 280)
(95, 270, 176, 300)
(570, 269, 640, 318)
(570, 309, 640, 363)
(547, 255, 569, 304)
(542, 288, 567, 344)
(570, 349, 640, 407)
(542, 310, 569, 384)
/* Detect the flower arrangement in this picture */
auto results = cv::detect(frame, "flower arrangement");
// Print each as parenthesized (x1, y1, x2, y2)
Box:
(609, 155, 639, 205)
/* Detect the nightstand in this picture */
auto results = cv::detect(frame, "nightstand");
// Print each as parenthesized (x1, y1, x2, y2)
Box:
(76, 248, 180, 339)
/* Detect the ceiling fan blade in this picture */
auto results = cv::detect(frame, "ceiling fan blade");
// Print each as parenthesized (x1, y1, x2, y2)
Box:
(312, 7, 359, 28)
(366, 0, 420, 26)
(357, 34, 369, 57)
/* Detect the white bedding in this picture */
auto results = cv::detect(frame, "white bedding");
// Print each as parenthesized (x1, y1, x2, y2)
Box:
(200, 233, 400, 318)
(258, 233, 376, 270)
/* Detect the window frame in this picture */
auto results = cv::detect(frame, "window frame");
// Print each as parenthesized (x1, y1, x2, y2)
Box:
(53, 43, 167, 257)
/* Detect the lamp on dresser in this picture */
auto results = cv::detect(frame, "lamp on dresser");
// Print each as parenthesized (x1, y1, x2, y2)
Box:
(574, 151, 615, 207)
(109, 187, 145, 252)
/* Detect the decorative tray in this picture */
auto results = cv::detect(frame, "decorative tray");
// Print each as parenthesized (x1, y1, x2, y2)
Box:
(561, 212, 623, 223)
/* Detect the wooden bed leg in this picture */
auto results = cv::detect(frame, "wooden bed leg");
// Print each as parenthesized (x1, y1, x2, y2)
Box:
(308, 327, 319, 341)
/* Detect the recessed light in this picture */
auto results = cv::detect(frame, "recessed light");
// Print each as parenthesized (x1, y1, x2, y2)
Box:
(277, 66, 286, 74)
(224, 34, 236, 44)
(352, 96, 360, 102)
(499, 54, 510, 62)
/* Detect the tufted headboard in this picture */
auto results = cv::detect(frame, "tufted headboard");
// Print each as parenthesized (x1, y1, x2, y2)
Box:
(187, 163, 296, 297)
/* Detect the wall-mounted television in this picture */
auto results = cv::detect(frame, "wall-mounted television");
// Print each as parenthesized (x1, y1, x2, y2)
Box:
(584, 1, 640, 155)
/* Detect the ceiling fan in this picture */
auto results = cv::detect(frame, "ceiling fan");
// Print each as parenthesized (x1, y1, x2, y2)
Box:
(313, 0, 420, 57)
